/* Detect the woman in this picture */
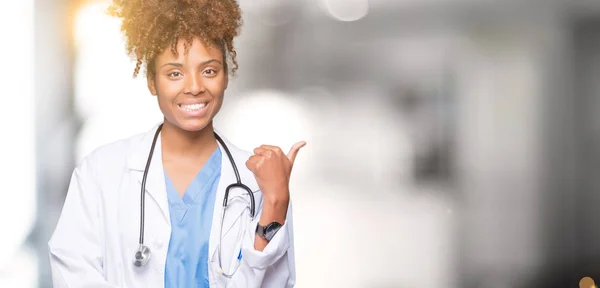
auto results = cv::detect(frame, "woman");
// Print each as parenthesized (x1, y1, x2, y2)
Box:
(48, 0, 304, 287)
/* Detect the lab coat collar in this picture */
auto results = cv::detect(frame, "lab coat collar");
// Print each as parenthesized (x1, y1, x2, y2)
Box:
(126, 123, 260, 232)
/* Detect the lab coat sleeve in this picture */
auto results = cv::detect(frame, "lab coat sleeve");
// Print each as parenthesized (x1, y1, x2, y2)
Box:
(228, 201, 296, 288)
(48, 156, 118, 288)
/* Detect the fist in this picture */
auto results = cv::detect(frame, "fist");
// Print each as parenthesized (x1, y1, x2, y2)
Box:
(245, 141, 306, 202)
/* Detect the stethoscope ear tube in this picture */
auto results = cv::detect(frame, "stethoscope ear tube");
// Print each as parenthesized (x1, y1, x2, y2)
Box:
(214, 133, 255, 218)
(224, 183, 256, 218)
(139, 124, 163, 246)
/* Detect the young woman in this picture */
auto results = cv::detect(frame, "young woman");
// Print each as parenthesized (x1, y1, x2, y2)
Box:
(48, 0, 304, 287)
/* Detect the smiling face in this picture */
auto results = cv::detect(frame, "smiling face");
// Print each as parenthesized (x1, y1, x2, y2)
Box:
(147, 37, 228, 132)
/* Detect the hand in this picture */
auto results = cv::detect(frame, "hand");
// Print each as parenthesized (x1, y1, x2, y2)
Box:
(245, 141, 306, 203)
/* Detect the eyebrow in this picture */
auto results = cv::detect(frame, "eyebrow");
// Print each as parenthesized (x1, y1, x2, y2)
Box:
(160, 59, 222, 69)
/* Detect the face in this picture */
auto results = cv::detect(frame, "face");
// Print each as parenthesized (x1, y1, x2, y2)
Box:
(147, 37, 228, 132)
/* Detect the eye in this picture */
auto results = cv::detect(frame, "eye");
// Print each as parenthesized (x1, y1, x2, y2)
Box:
(203, 69, 217, 76)
(168, 71, 182, 78)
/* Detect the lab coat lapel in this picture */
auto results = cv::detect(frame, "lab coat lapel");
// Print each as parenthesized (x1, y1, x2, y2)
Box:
(128, 124, 170, 223)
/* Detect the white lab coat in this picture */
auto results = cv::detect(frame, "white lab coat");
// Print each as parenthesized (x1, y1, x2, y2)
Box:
(48, 124, 296, 287)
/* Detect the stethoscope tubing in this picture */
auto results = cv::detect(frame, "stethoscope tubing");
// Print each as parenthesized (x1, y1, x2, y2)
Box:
(135, 123, 256, 270)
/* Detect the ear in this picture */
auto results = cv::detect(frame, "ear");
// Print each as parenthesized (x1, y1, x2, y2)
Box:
(147, 72, 157, 96)
(223, 71, 229, 90)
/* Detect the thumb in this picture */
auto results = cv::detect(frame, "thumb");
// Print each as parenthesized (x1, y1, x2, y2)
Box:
(287, 141, 307, 165)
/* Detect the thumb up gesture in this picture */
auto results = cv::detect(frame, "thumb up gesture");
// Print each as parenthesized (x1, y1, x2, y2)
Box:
(245, 141, 306, 203)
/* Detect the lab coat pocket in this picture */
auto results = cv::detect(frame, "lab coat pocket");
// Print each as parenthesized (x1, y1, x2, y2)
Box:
(209, 254, 229, 287)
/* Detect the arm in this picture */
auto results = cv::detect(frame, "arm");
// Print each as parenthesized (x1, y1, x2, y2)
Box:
(230, 142, 305, 287)
(246, 142, 304, 253)
(48, 156, 118, 288)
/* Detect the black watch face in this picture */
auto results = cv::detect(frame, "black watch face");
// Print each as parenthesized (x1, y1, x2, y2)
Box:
(265, 222, 283, 240)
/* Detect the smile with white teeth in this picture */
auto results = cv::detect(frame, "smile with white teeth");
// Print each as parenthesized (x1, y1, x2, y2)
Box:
(178, 103, 207, 111)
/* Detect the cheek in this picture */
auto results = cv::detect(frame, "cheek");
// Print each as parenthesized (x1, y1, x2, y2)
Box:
(207, 86, 225, 110)
(156, 79, 182, 102)
(206, 78, 227, 99)
(155, 81, 181, 118)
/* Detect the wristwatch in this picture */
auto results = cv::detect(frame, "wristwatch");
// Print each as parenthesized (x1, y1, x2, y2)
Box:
(256, 222, 283, 241)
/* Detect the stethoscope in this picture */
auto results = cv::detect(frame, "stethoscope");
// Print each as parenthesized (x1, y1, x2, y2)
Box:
(133, 123, 256, 278)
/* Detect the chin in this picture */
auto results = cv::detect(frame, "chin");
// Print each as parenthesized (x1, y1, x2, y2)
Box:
(175, 119, 212, 132)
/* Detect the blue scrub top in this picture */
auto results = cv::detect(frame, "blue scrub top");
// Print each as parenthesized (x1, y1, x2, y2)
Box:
(164, 147, 222, 288)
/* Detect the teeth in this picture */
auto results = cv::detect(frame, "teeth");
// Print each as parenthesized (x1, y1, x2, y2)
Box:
(179, 103, 207, 111)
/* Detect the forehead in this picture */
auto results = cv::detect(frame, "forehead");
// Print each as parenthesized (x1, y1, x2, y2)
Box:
(155, 37, 223, 64)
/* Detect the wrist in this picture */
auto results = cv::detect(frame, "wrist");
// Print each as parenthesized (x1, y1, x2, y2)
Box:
(263, 193, 289, 207)
(259, 194, 289, 226)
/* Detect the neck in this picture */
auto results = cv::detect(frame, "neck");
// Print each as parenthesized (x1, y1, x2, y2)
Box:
(160, 119, 218, 160)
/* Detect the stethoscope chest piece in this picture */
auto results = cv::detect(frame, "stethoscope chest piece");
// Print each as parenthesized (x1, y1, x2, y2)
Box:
(133, 244, 151, 267)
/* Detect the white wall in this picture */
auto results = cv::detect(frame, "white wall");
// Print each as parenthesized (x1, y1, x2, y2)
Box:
(0, 0, 37, 286)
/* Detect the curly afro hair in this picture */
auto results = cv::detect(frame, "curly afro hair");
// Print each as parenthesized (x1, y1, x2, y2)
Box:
(107, 0, 243, 78)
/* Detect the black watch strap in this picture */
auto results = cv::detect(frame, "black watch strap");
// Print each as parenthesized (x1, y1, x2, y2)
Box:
(256, 222, 283, 241)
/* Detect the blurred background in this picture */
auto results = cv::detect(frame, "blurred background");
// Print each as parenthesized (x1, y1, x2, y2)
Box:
(2, 0, 600, 287)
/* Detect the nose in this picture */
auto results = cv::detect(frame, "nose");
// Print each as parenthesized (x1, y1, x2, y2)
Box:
(183, 74, 205, 95)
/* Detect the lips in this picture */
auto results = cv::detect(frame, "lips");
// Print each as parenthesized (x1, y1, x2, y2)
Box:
(178, 102, 207, 111)
(176, 101, 210, 117)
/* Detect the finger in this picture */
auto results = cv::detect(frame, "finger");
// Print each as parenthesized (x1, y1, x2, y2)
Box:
(245, 158, 256, 172)
(287, 141, 306, 165)
(247, 154, 264, 164)
(260, 145, 283, 155)
(253, 147, 272, 157)
(245, 155, 264, 171)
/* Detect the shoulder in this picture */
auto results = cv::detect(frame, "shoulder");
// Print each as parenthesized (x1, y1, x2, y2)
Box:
(214, 131, 253, 164)
(76, 130, 147, 176)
